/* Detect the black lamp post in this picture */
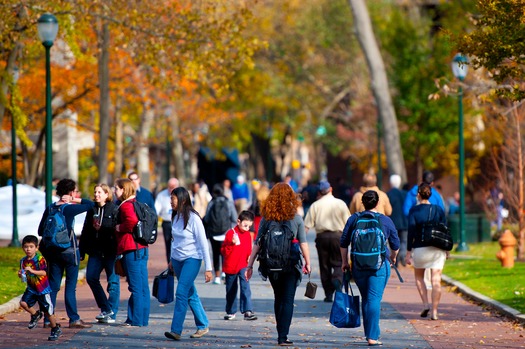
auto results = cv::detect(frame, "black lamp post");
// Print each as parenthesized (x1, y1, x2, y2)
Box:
(37, 13, 59, 207)
(9, 67, 20, 247)
(451, 53, 469, 252)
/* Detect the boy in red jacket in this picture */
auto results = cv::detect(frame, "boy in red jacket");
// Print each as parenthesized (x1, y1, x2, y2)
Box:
(221, 210, 257, 321)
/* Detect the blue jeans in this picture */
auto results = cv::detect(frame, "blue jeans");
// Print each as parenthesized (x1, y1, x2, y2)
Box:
(86, 253, 120, 318)
(352, 262, 390, 341)
(268, 270, 299, 343)
(46, 248, 81, 323)
(122, 248, 150, 326)
(225, 268, 253, 314)
(170, 257, 209, 335)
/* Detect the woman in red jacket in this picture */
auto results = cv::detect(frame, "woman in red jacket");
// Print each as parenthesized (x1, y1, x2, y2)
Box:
(114, 178, 150, 327)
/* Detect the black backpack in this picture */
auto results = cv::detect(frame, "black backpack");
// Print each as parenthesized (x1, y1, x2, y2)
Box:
(132, 201, 158, 245)
(206, 197, 231, 235)
(350, 212, 386, 271)
(258, 220, 300, 273)
(41, 204, 72, 251)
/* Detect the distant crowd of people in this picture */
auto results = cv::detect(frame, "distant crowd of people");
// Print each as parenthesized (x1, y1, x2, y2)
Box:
(17, 169, 453, 346)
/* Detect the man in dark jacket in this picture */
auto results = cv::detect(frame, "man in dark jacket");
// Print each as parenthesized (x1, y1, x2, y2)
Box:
(387, 174, 408, 266)
(128, 172, 156, 213)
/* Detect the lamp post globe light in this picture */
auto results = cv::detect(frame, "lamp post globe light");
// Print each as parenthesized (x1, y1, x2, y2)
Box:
(451, 53, 469, 252)
(37, 13, 58, 207)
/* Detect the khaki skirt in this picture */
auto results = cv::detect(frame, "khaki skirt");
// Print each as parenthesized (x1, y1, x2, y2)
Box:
(412, 246, 446, 269)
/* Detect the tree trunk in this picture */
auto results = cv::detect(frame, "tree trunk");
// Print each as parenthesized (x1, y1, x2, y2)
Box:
(97, 21, 111, 184)
(114, 102, 123, 179)
(348, 0, 407, 182)
(138, 102, 154, 190)
(169, 108, 186, 186)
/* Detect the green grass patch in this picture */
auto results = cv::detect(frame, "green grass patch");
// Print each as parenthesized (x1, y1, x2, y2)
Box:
(445, 241, 525, 313)
(0, 246, 27, 303)
(0, 246, 88, 305)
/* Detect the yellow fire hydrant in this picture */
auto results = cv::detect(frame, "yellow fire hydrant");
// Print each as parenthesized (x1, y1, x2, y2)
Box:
(496, 229, 517, 268)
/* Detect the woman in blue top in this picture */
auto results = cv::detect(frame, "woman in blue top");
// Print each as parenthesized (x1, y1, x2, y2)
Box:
(165, 187, 212, 341)
(406, 183, 447, 321)
(341, 190, 399, 347)
(38, 178, 94, 328)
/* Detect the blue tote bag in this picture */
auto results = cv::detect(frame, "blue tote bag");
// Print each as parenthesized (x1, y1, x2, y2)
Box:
(152, 269, 174, 304)
(329, 273, 361, 328)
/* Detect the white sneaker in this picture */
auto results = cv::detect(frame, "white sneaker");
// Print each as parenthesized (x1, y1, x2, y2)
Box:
(95, 310, 114, 320)
(213, 277, 221, 284)
(223, 314, 236, 320)
(221, 272, 226, 280)
(98, 317, 116, 323)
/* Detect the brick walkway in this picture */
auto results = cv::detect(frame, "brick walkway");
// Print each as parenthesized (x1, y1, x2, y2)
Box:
(0, 234, 524, 348)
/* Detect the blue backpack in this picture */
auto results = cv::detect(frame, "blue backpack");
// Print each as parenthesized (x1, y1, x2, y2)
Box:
(41, 204, 72, 251)
(350, 212, 386, 271)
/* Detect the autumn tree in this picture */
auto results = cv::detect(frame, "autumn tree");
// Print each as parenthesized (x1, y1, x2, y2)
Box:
(456, 0, 525, 260)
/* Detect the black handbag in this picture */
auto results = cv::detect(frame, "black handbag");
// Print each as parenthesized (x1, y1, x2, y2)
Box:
(329, 272, 360, 328)
(304, 273, 317, 299)
(421, 206, 454, 251)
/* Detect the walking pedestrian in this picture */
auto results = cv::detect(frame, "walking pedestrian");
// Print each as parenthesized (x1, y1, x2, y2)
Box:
(232, 175, 250, 214)
(349, 173, 392, 215)
(203, 184, 237, 284)
(406, 183, 448, 320)
(164, 187, 212, 341)
(38, 178, 94, 329)
(154, 178, 179, 263)
(114, 178, 150, 327)
(340, 190, 399, 346)
(79, 183, 119, 323)
(246, 183, 311, 347)
(304, 180, 350, 302)
(387, 174, 408, 266)
(403, 171, 445, 216)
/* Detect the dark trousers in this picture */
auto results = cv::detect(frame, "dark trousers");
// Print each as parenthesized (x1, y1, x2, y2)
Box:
(315, 231, 343, 299)
(396, 229, 408, 266)
(268, 270, 299, 343)
(162, 220, 172, 264)
(209, 238, 223, 275)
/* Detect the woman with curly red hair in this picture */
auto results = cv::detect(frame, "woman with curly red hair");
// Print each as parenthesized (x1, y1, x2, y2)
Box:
(245, 183, 311, 347)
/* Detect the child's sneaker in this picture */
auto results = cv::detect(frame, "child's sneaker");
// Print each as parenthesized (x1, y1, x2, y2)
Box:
(28, 310, 43, 329)
(244, 311, 258, 321)
(48, 324, 62, 341)
(223, 314, 236, 320)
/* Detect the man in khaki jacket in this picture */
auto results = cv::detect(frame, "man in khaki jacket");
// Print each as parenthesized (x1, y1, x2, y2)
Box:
(304, 181, 350, 302)
(349, 173, 392, 215)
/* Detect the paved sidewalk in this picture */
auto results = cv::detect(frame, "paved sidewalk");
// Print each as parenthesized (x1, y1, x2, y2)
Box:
(0, 232, 524, 348)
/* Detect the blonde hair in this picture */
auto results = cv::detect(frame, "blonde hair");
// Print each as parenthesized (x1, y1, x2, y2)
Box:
(94, 183, 113, 203)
